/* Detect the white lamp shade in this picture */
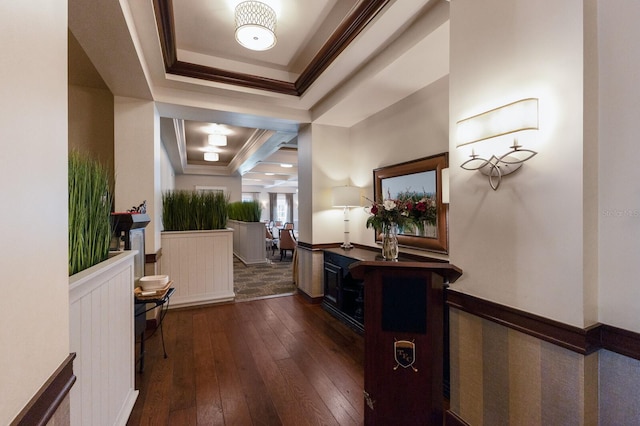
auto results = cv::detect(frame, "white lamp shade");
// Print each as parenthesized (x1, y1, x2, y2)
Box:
(332, 186, 360, 208)
(235, 1, 277, 51)
(457, 98, 538, 147)
(441, 168, 449, 204)
(208, 134, 227, 146)
(204, 152, 219, 162)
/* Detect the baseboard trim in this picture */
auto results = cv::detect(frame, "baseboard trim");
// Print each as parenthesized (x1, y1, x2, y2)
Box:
(11, 353, 76, 426)
(447, 289, 640, 361)
(145, 247, 161, 264)
(597, 324, 640, 360)
(296, 289, 323, 304)
(445, 410, 470, 426)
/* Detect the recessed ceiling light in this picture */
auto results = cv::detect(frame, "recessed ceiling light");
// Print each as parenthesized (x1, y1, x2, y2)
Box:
(265, 172, 274, 176)
(204, 152, 219, 162)
(280, 163, 293, 168)
(208, 134, 227, 146)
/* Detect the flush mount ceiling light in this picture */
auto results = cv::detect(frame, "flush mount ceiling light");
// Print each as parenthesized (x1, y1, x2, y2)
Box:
(208, 134, 227, 146)
(204, 152, 219, 162)
(235, 1, 277, 51)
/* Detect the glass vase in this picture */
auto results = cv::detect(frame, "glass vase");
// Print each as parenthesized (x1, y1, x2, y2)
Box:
(381, 222, 399, 260)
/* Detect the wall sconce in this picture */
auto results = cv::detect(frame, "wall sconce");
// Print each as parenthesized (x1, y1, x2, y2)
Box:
(441, 168, 449, 204)
(457, 98, 539, 190)
(332, 186, 361, 249)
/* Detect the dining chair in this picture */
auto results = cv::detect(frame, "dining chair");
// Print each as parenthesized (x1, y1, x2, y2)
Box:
(265, 228, 278, 256)
(279, 229, 297, 261)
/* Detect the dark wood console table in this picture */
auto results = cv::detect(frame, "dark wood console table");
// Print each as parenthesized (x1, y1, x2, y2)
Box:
(322, 248, 378, 334)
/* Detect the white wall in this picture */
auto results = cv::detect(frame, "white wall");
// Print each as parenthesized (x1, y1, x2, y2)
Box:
(308, 124, 352, 245)
(597, 0, 640, 332)
(449, 0, 588, 326)
(160, 141, 175, 193)
(68, 85, 114, 174)
(349, 76, 450, 255)
(114, 97, 162, 254)
(0, 3, 69, 423)
(174, 174, 242, 202)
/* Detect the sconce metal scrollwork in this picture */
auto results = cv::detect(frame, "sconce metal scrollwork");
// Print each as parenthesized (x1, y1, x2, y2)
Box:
(457, 98, 539, 190)
(460, 140, 537, 190)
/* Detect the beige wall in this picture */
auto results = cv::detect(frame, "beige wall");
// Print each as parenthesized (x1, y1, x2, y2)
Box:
(597, 0, 640, 332)
(68, 85, 114, 175)
(449, 0, 588, 327)
(349, 76, 450, 257)
(0, 2, 69, 423)
(448, 0, 640, 422)
(174, 174, 242, 202)
(114, 97, 162, 254)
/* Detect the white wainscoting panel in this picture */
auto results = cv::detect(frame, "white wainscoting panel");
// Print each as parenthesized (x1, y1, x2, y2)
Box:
(160, 229, 235, 307)
(69, 251, 138, 426)
(228, 220, 267, 264)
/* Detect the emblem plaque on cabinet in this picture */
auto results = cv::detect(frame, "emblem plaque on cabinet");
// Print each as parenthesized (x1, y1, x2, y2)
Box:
(393, 339, 418, 372)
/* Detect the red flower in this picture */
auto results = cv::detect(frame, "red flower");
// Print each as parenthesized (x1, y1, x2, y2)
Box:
(416, 202, 427, 212)
(370, 204, 378, 214)
(406, 201, 413, 211)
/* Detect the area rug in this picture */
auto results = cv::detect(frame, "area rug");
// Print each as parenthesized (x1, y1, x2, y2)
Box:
(233, 256, 297, 301)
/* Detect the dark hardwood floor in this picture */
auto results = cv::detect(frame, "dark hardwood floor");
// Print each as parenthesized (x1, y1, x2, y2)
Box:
(127, 294, 365, 425)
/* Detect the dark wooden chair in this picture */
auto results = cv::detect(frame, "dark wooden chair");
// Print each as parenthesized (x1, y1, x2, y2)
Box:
(279, 229, 297, 260)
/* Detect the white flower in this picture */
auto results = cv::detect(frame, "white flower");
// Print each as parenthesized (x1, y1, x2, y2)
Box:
(383, 199, 397, 211)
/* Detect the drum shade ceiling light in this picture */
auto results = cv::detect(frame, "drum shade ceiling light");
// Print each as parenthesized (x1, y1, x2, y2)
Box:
(235, 1, 277, 51)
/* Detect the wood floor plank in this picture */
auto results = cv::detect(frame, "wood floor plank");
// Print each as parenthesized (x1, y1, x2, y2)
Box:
(276, 357, 340, 426)
(130, 312, 178, 426)
(193, 312, 225, 425)
(168, 406, 198, 425)
(209, 329, 254, 424)
(170, 310, 196, 412)
(277, 329, 363, 425)
(128, 295, 366, 425)
(294, 330, 365, 418)
(224, 318, 283, 425)
(243, 321, 310, 425)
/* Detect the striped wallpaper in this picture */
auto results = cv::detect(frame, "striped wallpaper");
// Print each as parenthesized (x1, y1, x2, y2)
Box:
(449, 308, 599, 425)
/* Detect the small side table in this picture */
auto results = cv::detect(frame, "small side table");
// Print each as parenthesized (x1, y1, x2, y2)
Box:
(134, 286, 175, 373)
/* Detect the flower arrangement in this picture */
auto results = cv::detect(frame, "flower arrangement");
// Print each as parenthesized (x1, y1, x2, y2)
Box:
(396, 190, 437, 226)
(365, 194, 414, 231)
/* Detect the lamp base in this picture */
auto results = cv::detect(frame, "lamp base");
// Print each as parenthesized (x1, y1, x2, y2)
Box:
(340, 242, 354, 249)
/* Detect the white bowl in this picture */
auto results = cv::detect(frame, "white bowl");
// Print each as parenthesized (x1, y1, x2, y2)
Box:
(139, 274, 169, 290)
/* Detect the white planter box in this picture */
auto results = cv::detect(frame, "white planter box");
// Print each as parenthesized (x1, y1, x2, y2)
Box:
(69, 251, 138, 426)
(160, 229, 235, 307)
(228, 219, 267, 265)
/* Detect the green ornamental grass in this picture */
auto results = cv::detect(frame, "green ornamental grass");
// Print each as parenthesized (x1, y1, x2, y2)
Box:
(68, 151, 113, 276)
(162, 190, 229, 231)
(228, 200, 262, 222)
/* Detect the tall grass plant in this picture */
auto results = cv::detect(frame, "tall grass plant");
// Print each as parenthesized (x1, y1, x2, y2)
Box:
(228, 201, 262, 222)
(69, 151, 113, 275)
(162, 190, 229, 231)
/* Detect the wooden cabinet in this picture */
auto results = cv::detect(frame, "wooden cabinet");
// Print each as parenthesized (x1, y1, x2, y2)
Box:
(350, 261, 462, 425)
(322, 249, 365, 334)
